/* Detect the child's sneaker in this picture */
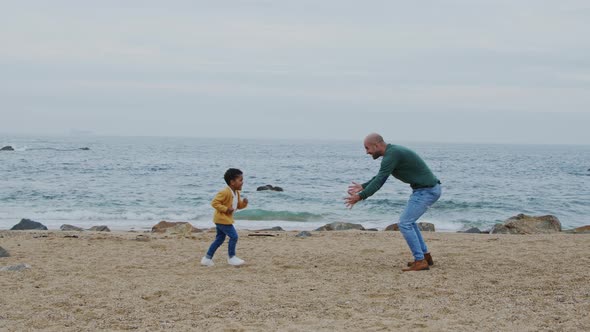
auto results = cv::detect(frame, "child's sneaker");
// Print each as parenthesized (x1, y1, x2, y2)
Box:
(200, 256, 214, 267)
(227, 256, 245, 266)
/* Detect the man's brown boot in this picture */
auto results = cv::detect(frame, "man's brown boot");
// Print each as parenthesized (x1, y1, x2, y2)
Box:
(402, 259, 430, 272)
(407, 252, 433, 267)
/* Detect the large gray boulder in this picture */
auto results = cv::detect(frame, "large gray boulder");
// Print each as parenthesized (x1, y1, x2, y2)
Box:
(314, 222, 365, 231)
(384, 222, 435, 232)
(490, 214, 561, 234)
(10, 219, 48, 230)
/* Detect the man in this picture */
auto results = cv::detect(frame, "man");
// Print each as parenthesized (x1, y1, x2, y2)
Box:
(345, 133, 441, 272)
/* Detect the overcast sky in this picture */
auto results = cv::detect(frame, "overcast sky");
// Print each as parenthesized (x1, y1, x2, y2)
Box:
(1, 1, 589, 144)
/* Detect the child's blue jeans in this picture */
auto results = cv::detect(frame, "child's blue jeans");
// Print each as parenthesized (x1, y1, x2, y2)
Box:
(398, 184, 442, 261)
(206, 224, 238, 258)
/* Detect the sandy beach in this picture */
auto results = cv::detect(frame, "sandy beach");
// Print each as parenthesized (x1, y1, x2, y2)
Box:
(1, 229, 589, 331)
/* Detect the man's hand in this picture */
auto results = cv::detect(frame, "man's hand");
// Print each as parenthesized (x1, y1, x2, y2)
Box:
(227, 207, 235, 214)
(347, 182, 363, 196)
(344, 193, 362, 209)
(243, 197, 249, 205)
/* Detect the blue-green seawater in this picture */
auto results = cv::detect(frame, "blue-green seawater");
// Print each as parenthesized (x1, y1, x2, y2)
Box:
(1, 136, 589, 231)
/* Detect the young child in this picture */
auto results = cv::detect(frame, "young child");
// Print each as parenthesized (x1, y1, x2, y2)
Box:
(201, 168, 249, 267)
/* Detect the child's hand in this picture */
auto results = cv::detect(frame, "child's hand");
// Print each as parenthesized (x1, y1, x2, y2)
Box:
(227, 207, 235, 214)
(243, 197, 249, 205)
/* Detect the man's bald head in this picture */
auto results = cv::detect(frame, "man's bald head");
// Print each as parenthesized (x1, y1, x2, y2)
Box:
(363, 133, 387, 159)
(364, 133, 384, 145)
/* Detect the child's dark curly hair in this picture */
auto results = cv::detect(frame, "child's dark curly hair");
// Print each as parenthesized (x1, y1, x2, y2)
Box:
(224, 168, 243, 185)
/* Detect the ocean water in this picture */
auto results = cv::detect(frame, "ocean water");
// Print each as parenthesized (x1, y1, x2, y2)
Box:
(1, 136, 589, 232)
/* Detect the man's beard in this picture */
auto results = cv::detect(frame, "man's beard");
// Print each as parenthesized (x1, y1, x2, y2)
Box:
(372, 152, 382, 159)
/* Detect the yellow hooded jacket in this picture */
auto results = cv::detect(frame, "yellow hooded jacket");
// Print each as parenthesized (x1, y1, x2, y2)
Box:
(211, 187, 248, 225)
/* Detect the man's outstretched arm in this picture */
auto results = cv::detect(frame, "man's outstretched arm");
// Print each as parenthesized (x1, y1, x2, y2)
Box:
(358, 153, 397, 199)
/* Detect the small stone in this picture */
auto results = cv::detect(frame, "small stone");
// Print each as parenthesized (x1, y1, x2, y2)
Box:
(461, 227, 482, 234)
(136, 234, 151, 242)
(0, 263, 31, 272)
(88, 225, 110, 232)
(384, 222, 435, 232)
(0, 246, 9, 258)
(296, 231, 312, 238)
(384, 224, 399, 231)
(256, 226, 284, 232)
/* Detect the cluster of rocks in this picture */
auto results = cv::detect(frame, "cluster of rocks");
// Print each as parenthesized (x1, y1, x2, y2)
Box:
(457, 214, 590, 234)
(309, 221, 434, 232)
(291, 214, 589, 236)
(9, 219, 111, 232)
(5, 214, 589, 237)
(0, 146, 90, 151)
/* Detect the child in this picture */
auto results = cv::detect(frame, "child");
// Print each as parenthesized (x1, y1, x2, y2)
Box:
(201, 168, 249, 267)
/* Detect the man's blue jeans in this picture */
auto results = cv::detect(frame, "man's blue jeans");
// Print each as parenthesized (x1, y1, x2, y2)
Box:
(206, 224, 238, 258)
(398, 184, 441, 261)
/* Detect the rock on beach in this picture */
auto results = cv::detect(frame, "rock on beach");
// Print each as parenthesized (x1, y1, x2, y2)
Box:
(60, 224, 84, 231)
(10, 219, 48, 231)
(490, 214, 561, 234)
(88, 225, 111, 232)
(0, 263, 31, 272)
(0, 246, 10, 258)
(151, 221, 201, 235)
(314, 222, 365, 231)
(384, 222, 435, 232)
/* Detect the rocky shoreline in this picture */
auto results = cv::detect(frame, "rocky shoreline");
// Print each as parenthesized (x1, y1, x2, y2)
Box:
(6, 213, 590, 235)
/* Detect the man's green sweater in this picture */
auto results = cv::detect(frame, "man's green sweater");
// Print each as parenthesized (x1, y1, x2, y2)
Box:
(359, 144, 439, 200)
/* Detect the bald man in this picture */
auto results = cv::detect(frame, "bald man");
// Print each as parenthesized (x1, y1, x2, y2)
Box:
(345, 133, 441, 272)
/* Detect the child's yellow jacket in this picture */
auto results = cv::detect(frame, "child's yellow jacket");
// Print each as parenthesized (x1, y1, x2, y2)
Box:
(211, 187, 248, 225)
